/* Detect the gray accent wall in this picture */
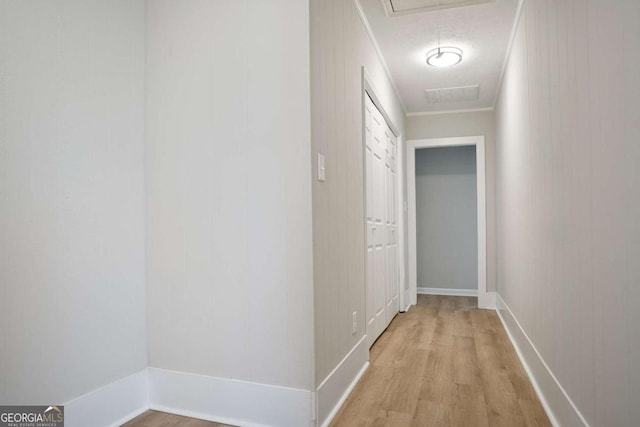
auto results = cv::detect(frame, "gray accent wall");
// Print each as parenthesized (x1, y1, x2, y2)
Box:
(406, 110, 496, 292)
(415, 147, 477, 290)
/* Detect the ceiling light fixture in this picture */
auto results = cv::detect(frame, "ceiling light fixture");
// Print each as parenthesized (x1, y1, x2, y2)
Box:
(426, 46, 463, 67)
(427, 0, 463, 68)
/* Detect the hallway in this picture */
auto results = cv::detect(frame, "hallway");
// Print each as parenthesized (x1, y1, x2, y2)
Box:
(331, 295, 550, 426)
(2, 1, 637, 425)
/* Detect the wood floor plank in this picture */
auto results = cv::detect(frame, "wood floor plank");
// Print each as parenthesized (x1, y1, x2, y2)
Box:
(412, 400, 449, 426)
(518, 398, 552, 427)
(369, 331, 393, 364)
(331, 295, 551, 427)
(453, 310, 474, 338)
(475, 329, 507, 372)
(370, 409, 413, 427)
(478, 369, 523, 424)
(452, 336, 482, 385)
(379, 354, 427, 413)
(431, 315, 455, 346)
(122, 410, 231, 427)
(331, 365, 396, 426)
(449, 383, 490, 427)
(420, 345, 457, 404)
(410, 323, 436, 350)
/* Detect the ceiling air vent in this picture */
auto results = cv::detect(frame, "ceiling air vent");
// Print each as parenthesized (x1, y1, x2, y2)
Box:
(383, 0, 495, 17)
(424, 85, 479, 104)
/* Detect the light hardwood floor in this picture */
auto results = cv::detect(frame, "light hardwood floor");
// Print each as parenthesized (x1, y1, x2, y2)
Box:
(122, 410, 232, 427)
(330, 295, 551, 426)
(123, 295, 549, 427)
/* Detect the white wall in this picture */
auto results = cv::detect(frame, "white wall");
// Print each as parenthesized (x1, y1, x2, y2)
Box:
(145, 0, 314, 392)
(310, 0, 405, 422)
(415, 146, 477, 291)
(0, 0, 147, 404)
(495, 0, 640, 425)
(406, 110, 496, 292)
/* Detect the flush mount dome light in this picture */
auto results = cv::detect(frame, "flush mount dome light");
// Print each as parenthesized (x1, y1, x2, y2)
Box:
(426, 46, 463, 67)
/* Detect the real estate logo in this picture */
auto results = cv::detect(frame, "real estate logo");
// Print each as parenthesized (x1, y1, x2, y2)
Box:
(0, 406, 64, 427)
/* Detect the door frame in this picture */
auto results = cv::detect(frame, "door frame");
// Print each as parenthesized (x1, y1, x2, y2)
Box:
(361, 67, 407, 333)
(406, 136, 495, 309)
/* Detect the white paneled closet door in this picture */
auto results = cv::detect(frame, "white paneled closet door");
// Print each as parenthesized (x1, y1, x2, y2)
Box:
(365, 93, 399, 348)
(384, 125, 399, 326)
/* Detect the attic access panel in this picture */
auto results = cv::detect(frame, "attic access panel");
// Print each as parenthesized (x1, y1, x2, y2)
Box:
(383, 0, 495, 16)
(424, 85, 480, 104)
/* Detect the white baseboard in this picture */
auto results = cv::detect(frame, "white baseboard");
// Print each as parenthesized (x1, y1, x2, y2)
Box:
(496, 295, 588, 427)
(479, 290, 496, 309)
(417, 287, 478, 297)
(316, 336, 369, 427)
(64, 369, 149, 427)
(148, 367, 313, 427)
(62, 367, 314, 427)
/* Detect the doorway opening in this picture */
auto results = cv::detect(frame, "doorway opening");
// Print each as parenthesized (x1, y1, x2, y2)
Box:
(406, 137, 494, 309)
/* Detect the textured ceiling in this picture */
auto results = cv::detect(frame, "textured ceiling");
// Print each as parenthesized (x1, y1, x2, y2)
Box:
(359, 0, 519, 113)
(385, 0, 495, 16)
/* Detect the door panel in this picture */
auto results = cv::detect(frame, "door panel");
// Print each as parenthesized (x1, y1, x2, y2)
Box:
(385, 123, 399, 325)
(364, 93, 399, 347)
